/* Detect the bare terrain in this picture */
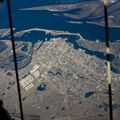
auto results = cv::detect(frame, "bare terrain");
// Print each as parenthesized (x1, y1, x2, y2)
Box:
(0, 30, 120, 119)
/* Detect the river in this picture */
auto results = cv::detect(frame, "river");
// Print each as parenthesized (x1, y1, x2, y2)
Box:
(0, 0, 120, 42)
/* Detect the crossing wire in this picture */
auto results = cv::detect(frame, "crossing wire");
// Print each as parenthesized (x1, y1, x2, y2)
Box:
(6, 0, 24, 120)
(103, 0, 113, 120)
(5, 0, 114, 120)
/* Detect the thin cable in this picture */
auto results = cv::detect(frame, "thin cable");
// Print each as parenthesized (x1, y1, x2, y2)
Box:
(6, 0, 24, 120)
(103, 0, 113, 120)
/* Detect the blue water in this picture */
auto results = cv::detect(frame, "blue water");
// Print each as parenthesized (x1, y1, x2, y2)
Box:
(8, 53, 28, 62)
(21, 44, 28, 52)
(98, 103, 120, 111)
(10, 9, 120, 42)
(37, 84, 47, 91)
(10, 0, 96, 8)
(17, 12, 120, 41)
(0, 0, 120, 73)
(1, 0, 120, 42)
(85, 91, 94, 98)
(48, 71, 62, 76)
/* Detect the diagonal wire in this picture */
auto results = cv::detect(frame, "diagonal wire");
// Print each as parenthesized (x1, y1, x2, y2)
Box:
(5, 0, 113, 120)
(6, 0, 24, 120)
(103, 0, 113, 120)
